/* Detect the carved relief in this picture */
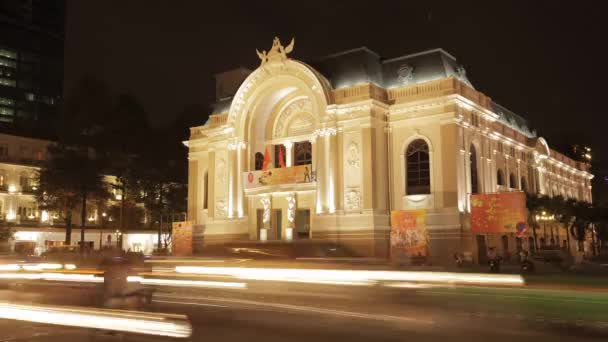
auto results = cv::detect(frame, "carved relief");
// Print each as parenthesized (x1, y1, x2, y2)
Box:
(274, 98, 313, 138)
(397, 64, 414, 85)
(346, 142, 360, 168)
(215, 199, 227, 218)
(345, 190, 361, 210)
(216, 158, 226, 185)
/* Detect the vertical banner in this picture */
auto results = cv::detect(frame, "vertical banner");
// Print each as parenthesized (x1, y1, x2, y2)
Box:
(172, 221, 193, 256)
(390, 210, 428, 258)
(470, 192, 527, 236)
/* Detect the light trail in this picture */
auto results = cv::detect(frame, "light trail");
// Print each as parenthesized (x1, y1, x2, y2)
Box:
(0, 302, 192, 338)
(175, 266, 525, 287)
(0, 263, 78, 271)
(127, 276, 247, 289)
(0, 272, 103, 283)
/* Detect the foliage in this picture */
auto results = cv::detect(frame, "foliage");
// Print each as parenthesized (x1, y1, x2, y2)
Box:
(0, 224, 13, 242)
(35, 144, 108, 244)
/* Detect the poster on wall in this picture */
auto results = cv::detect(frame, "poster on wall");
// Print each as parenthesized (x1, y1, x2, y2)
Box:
(470, 192, 527, 236)
(243, 164, 313, 189)
(390, 210, 428, 258)
(172, 221, 193, 256)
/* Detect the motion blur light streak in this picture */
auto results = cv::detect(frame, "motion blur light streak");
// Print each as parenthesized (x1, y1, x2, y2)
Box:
(0, 272, 103, 282)
(175, 267, 525, 286)
(0, 302, 192, 338)
(0, 264, 21, 271)
(127, 276, 247, 289)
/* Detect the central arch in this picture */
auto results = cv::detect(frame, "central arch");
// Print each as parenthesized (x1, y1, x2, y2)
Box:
(229, 59, 333, 141)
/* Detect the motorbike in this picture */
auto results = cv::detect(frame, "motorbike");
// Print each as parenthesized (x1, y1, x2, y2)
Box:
(488, 257, 501, 273)
(520, 259, 535, 273)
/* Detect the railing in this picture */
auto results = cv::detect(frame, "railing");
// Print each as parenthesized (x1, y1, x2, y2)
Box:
(209, 113, 228, 126)
(333, 83, 387, 104)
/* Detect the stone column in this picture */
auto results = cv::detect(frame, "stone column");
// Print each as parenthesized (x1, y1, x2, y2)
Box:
(312, 135, 324, 214)
(516, 159, 521, 190)
(284, 141, 293, 167)
(236, 142, 245, 218)
(325, 130, 337, 213)
(227, 145, 236, 218)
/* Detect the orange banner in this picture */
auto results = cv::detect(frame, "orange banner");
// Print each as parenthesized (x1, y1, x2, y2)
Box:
(390, 210, 428, 258)
(243, 164, 313, 189)
(470, 192, 527, 235)
(172, 221, 193, 256)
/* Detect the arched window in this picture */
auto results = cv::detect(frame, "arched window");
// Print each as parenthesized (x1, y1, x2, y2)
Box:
(509, 173, 517, 189)
(497, 169, 505, 186)
(406, 139, 430, 195)
(470, 144, 479, 194)
(521, 177, 528, 193)
(254, 152, 264, 171)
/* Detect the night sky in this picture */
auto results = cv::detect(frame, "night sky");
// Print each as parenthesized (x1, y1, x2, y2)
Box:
(64, 1, 607, 178)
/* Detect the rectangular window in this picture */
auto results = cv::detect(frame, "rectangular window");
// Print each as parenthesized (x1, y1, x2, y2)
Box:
(0, 97, 14, 106)
(0, 49, 17, 59)
(0, 107, 13, 116)
(0, 144, 8, 157)
(0, 78, 16, 87)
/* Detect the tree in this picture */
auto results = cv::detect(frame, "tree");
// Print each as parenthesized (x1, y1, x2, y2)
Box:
(35, 144, 107, 246)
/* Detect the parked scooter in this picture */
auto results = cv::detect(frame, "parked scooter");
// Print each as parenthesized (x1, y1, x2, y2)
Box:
(488, 257, 501, 273)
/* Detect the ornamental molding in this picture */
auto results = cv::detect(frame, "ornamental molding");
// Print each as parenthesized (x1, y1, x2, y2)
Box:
(260, 196, 271, 224)
(345, 189, 361, 210)
(397, 64, 415, 85)
(273, 97, 313, 138)
(227, 141, 247, 150)
(346, 141, 360, 168)
(216, 158, 226, 185)
(312, 127, 337, 139)
(215, 199, 227, 219)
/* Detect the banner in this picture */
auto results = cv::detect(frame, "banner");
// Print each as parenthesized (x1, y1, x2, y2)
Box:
(172, 221, 193, 256)
(470, 192, 527, 236)
(243, 164, 313, 189)
(390, 210, 428, 258)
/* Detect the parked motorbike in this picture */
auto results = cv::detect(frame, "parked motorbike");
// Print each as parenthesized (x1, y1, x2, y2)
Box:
(488, 257, 501, 273)
(521, 259, 535, 273)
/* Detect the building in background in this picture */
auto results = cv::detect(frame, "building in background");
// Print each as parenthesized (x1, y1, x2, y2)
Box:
(186, 38, 594, 264)
(0, 0, 64, 137)
(0, 132, 161, 255)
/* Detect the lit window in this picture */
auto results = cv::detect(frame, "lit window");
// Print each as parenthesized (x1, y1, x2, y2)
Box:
(406, 139, 430, 195)
(0, 78, 16, 87)
(0, 97, 14, 106)
(0, 49, 17, 59)
(25, 93, 35, 101)
(0, 107, 13, 116)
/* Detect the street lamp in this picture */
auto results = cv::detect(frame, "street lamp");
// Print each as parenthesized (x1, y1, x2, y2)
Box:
(535, 211, 555, 249)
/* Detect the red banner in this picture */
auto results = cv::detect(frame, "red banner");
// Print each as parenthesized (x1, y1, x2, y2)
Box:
(390, 210, 428, 258)
(470, 192, 527, 235)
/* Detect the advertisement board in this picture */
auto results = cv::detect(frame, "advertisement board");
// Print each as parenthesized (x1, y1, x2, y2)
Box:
(390, 210, 428, 258)
(243, 164, 313, 189)
(172, 221, 193, 256)
(470, 192, 527, 236)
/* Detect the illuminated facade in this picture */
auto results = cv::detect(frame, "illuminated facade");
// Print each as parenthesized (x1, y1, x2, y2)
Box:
(186, 39, 593, 261)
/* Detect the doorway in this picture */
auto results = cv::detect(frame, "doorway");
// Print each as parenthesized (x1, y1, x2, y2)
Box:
(295, 209, 311, 239)
(476, 235, 487, 265)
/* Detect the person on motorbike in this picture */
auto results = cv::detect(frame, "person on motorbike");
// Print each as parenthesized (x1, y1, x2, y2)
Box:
(487, 247, 500, 272)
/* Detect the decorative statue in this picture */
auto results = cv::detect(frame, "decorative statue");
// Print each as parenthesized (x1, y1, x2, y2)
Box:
(256, 37, 295, 66)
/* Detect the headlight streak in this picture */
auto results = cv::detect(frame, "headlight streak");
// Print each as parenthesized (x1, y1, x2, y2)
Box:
(0, 302, 192, 338)
(0, 263, 78, 271)
(0, 272, 103, 283)
(127, 276, 247, 289)
(174, 266, 525, 287)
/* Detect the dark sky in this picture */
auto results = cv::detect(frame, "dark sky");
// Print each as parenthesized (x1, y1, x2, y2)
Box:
(65, 1, 607, 175)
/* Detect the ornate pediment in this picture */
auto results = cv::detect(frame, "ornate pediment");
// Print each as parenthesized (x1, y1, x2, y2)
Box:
(256, 37, 295, 66)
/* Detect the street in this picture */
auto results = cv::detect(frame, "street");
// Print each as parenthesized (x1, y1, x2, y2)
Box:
(1, 270, 607, 342)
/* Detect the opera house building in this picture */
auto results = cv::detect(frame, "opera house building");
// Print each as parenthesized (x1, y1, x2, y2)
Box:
(186, 38, 593, 263)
